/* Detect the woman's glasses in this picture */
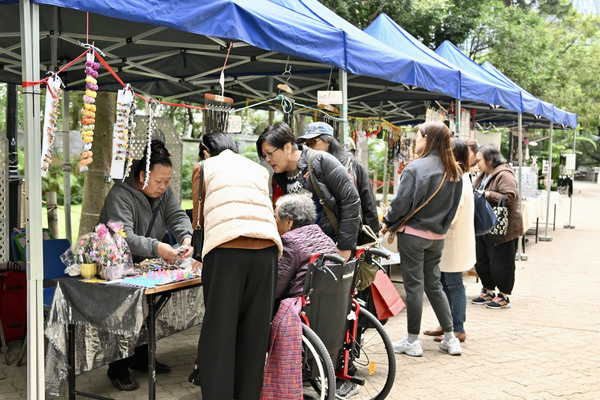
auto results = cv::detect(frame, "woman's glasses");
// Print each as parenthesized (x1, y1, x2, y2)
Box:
(263, 147, 281, 160)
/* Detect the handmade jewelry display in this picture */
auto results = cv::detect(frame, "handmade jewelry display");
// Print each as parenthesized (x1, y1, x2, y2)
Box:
(41, 74, 63, 176)
(120, 268, 196, 288)
(79, 52, 100, 170)
(110, 85, 136, 180)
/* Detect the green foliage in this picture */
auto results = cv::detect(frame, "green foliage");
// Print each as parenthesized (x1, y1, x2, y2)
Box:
(320, 0, 490, 48)
(180, 154, 196, 200)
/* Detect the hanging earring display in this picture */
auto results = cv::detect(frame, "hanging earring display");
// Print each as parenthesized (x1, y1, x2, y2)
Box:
(79, 51, 100, 170)
(41, 73, 64, 176)
(142, 100, 161, 190)
(111, 84, 136, 180)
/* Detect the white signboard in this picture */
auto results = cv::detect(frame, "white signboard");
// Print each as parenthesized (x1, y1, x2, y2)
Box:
(227, 115, 242, 133)
(317, 90, 343, 105)
(565, 153, 576, 171)
(542, 159, 549, 174)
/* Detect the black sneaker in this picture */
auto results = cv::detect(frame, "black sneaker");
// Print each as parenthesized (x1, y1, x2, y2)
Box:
(188, 367, 201, 386)
(471, 288, 495, 305)
(486, 293, 511, 309)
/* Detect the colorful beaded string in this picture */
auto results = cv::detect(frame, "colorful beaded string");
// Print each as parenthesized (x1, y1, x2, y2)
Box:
(79, 51, 100, 168)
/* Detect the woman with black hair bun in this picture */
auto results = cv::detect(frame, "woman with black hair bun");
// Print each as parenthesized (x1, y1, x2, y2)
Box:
(99, 138, 194, 391)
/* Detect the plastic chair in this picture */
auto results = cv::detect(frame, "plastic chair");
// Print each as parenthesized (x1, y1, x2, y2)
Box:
(16, 238, 70, 366)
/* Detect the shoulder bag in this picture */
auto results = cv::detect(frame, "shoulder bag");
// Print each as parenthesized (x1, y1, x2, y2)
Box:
(192, 162, 204, 261)
(474, 191, 498, 236)
(381, 172, 447, 253)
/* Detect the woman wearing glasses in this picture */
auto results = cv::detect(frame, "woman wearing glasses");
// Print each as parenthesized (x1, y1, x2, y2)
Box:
(471, 144, 523, 309)
(256, 121, 361, 261)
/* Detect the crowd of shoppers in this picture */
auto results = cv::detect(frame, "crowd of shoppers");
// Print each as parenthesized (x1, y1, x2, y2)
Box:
(98, 119, 523, 398)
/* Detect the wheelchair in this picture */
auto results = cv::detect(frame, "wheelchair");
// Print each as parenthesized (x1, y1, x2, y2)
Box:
(300, 248, 396, 400)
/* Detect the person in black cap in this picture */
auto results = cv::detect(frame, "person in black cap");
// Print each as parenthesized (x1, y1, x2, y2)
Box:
(298, 121, 380, 235)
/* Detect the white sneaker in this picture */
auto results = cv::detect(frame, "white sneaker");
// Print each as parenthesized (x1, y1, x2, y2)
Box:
(440, 337, 462, 356)
(393, 336, 423, 357)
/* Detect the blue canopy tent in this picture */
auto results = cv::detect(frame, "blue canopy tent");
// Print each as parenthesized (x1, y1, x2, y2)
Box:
(481, 61, 577, 128)
(364, 13, 523, 115)
(436, 40, 577, 128)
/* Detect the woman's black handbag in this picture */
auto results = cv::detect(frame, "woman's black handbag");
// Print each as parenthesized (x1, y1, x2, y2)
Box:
(192, 162, 204, 261)
(488, 194, 508, 240)
(474, 191, 497, 236)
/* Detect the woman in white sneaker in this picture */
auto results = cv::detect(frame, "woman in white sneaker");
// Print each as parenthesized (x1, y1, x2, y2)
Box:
(381, 122, 463, 357)
(424, 138, 476, 343)
(471, 145, 523, 309)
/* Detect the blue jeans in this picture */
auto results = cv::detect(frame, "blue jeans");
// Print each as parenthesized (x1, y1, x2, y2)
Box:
(440, 272, 466, 333)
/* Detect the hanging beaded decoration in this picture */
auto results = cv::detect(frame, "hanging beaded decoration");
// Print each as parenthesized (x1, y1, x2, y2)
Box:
(124, 93, 137, 178)
(79, 51, 100, 170)
(41, 73, 64, 176)
(110, 84, 136, 180)
(142, 100, 160, 190)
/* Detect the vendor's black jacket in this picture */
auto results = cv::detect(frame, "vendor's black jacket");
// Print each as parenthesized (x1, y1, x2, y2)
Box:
(272, 146, 361, 250)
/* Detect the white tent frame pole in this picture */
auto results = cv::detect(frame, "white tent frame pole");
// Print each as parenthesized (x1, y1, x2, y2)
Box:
(20, 0, 45, 398)
(516, 113, 527, 260)
(540, 120, 554, 241)
(339, 68, 348, 144)
(564, 127, 576, 229)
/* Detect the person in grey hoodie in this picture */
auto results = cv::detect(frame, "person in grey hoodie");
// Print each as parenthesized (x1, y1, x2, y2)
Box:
(99, 139, 193, 391)
(381, 121, 463, 357)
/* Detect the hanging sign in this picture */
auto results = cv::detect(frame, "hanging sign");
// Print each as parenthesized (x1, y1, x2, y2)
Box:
(317, 90, 343, 105)
(542, 159, 549, 174)
(565, 154, 576, 171)
(227, 115, 242, 133)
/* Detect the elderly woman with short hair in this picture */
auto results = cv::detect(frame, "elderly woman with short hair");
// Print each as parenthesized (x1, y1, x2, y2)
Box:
(274, 193, 339, 305)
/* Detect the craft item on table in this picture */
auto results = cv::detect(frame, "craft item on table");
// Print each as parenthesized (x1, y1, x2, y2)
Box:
(111, 85, 136, 180)
(41, 73, 64, 176)
(94, 222, 133, 280)
(120, 268, 195, 288)
(135, 258, 180, 274)
(79, 52, 100, 170)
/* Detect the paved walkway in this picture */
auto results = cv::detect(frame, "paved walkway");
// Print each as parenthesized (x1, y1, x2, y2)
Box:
(1, 182, 599, 399)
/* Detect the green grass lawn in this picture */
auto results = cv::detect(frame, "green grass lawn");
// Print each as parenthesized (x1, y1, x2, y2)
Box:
(43, 199, 194, 243)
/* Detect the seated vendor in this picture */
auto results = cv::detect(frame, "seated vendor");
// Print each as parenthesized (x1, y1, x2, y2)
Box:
(274, 193, 338, 308)
(99, 139, 193, 391)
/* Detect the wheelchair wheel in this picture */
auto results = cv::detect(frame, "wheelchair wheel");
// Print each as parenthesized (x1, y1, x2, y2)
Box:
(349, 305, 396, 400)
(302, 324, 336, 400)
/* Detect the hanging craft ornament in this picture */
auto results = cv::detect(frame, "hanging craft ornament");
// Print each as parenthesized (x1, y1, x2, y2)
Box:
(79, 51, 100, 170)
(41, 73, 64, 176)
(111, 84, 136, 180)
(142, 100, 161, 190)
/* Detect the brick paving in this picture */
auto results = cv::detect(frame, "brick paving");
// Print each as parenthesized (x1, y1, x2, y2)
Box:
(1, 182, 599, 399)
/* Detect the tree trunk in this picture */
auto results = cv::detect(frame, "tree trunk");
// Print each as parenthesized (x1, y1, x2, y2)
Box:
(78, 91, 116, 237)
(46, 191, 59, 238)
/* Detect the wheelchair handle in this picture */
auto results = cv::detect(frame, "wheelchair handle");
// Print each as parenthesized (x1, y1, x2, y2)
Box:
(308, 253, 346, 266)
(355, 247, 390, 260)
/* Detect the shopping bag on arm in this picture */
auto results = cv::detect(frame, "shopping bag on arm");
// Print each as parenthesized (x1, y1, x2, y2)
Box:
(371, 270, 405, 320)
(474, 191, 497, 235)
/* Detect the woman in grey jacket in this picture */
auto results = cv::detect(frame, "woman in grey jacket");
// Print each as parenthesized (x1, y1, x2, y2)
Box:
(381, 121, 463, 357)
(99, 139, 193, 391)
(257, 122, 360, 261)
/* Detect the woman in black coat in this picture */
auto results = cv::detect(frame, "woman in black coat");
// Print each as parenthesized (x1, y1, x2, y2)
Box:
(256, 122, 361, 261)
